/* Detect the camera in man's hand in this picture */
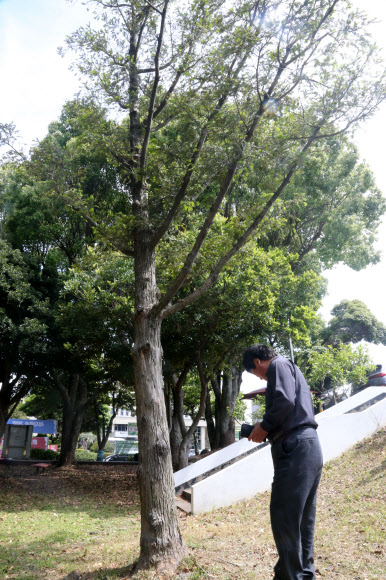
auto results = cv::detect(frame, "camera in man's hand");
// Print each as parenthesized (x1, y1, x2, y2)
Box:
(240, 423, 255, 438)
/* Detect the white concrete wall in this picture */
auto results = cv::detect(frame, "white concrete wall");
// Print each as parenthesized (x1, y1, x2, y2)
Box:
(189, 387, 386, 514)
(191, 443, 273, 515)
(174, 436, 261, 489)
(315, 387, 386, 463)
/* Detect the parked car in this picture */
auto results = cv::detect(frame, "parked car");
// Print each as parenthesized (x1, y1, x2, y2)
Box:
(104, 453, 136, 462)
(352, 364, 386, 395)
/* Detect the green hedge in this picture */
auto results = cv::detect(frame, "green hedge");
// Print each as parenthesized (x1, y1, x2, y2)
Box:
(30, 448, 98, 461)
(75, 449, 97, 461)
(30, 448, 59, 460)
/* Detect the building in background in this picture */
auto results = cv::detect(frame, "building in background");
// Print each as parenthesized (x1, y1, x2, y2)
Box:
(110, 408, 208, 455)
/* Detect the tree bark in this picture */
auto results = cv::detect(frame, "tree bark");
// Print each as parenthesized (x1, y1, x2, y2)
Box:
(132, 239, 186, 570)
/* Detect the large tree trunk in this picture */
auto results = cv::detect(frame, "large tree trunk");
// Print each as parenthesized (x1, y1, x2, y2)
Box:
(132, 242, 186, 571)
(54, 371, 88, 467)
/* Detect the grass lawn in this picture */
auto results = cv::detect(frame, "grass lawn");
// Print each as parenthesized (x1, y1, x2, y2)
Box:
(0, 428, 385, 580)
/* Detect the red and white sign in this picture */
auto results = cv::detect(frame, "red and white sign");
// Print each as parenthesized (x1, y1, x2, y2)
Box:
(31, 437, 48, 450)
(48, 444, 58, 452)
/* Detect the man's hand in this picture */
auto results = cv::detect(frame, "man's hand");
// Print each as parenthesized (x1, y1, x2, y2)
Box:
(248, 422, 268, 443)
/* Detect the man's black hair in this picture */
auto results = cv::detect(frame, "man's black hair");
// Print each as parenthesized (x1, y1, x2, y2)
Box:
(243, 344, 278, 371)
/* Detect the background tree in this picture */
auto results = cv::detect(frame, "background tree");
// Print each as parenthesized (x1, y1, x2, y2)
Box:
(322, 299, 386, 346)
(264, 136, 386, 272)
(306, 343, 374, 403)
(0, 100, 134, 465)
(0, 122, 25, 162)
(0, 240, 48, 438)
(90, 385, 136, 452)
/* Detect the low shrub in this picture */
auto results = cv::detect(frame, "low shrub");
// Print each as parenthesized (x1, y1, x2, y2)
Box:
(30, 448, 59, 460)
(75, 449, 97, 461)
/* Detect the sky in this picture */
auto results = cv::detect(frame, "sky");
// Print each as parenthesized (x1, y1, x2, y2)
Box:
(1, 0, 386, 383)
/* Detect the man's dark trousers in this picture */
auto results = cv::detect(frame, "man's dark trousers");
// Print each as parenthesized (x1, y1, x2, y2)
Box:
(270, 427, 323, 580)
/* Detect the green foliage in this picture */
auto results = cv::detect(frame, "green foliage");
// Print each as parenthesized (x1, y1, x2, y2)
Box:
(78, 432, 97, 450)
(10, 405, 29, 420)
(252, 395, 266, 423)
(0, 240, 49, 349)
(58, 0, 386, 286)
(226, 392, 247, 422)
(274, 137, 386, 272)
(306, 344, 374, 392)
(19, 391, 63, 424)
(75, 449, 97, 461)
(30, 448, 59, 460)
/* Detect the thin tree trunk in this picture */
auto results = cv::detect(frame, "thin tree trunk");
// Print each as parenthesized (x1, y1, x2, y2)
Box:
(218, 366, 242, 447)
(207, 367, 242, 449)
(163, 374, 173, 432)
(54, 371, 88, 467)
(170, 412, 182, 471)
(171, 355, 208, 470)
(211, 376, 222, 450)
(169, 373, 185, 471)
(204, 386, 216, 450)
(94, 401, 115, 451)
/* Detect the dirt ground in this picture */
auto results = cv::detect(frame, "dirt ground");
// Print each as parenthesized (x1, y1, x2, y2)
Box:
(0, 462, 139, 500)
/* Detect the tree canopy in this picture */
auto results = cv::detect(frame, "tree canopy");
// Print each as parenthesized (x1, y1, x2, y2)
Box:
(323, 299, 386, 346)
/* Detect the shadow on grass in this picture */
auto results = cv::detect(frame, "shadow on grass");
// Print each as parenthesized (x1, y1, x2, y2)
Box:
(79, 562, 137, 579)
(0, 532, 140, 580)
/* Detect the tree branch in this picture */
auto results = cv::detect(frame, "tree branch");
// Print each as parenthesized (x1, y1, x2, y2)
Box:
(139, 0, 169, 175)
(160, 125, 323, 318)
(153, 98, 271, 314)
(150, 40, 263, 249)
(138, 58, 174, 74)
